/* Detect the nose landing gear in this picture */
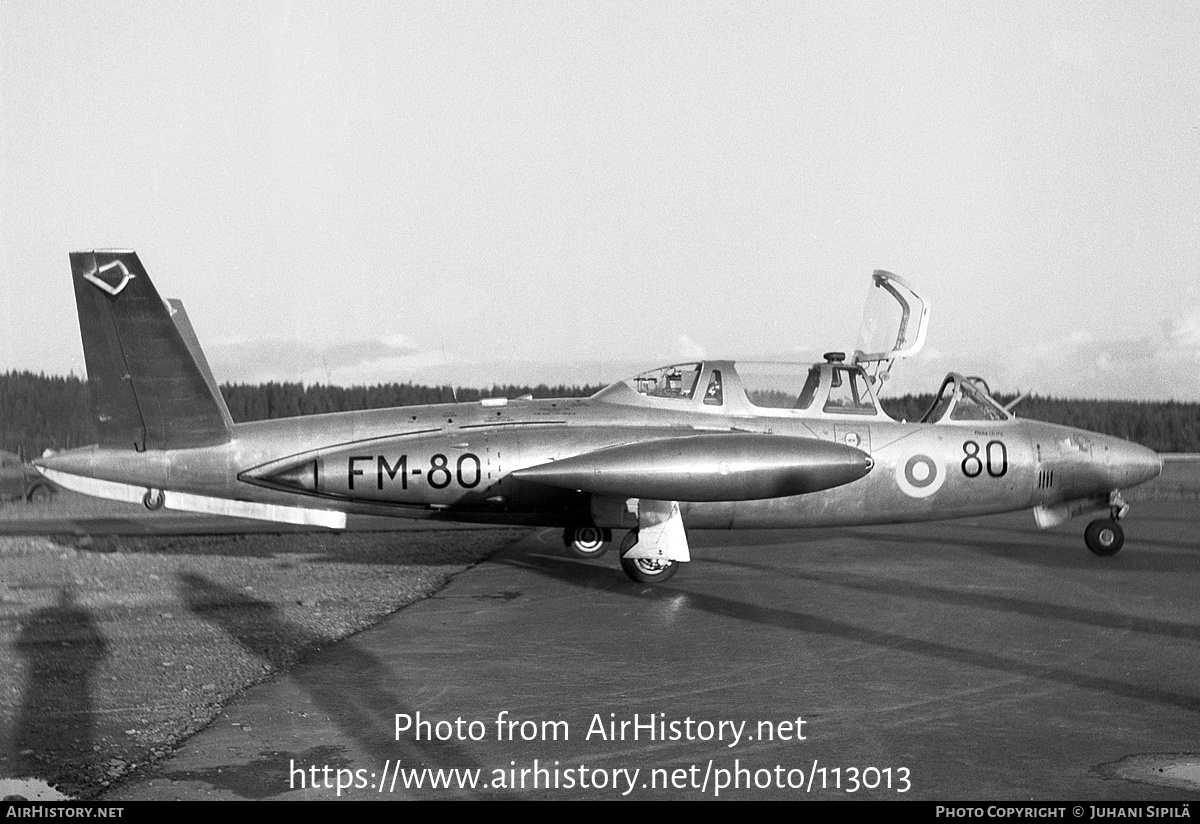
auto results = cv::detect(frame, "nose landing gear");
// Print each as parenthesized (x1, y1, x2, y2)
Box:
(1084, 519, 1123, 556)
(1084, 490, 1128, 556)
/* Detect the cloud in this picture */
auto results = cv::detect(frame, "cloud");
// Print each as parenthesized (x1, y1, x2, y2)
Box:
(206, 335, 458, 385)
(672, 335, 706, 361)
(1165, 312, 1200, 350)
(887, 312, 1200, 400)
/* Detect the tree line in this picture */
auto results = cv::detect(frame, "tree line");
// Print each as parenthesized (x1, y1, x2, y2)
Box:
(220, 381, 605, 423)
(0, 372, 606, 459)
(2, 370, 1197, 460)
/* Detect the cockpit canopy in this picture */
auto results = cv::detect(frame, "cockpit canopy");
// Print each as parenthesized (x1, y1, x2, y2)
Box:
(589, 272, 1014, 424)
(853, 271, 930, 389)
(920, 373, 1012, 423)
(594, 361, 1013, 425)
(594, 359, 891, 419)
(628, 363, 704, 401)
(738, 361, 879, 415)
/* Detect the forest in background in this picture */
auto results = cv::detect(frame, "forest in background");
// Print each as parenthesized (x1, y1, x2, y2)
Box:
(2, 370, 1197, 460)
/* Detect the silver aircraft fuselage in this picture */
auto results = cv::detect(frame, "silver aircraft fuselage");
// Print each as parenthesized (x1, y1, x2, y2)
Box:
(37, 251, 1163, 583)
(41, 360, 1159, 530)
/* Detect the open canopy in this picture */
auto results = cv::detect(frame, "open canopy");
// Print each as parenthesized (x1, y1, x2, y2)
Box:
(852, 271, 931, 388)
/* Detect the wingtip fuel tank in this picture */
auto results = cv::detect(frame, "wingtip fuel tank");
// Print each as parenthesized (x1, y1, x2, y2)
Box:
(512, 434, 874, 501)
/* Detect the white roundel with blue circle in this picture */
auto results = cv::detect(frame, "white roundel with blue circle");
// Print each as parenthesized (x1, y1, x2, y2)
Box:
(894, 453, 945, 498)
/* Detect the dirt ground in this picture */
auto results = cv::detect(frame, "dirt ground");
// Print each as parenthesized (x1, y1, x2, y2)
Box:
(0, 525, 529, 799)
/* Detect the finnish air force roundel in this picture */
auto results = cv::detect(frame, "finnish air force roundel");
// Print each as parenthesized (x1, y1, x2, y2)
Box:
(895, 453, 945, 498)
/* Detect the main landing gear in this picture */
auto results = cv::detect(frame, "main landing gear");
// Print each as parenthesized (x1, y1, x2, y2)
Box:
(562, 525, 676, 582)
(565, 504, 688, 584)
(1084, 491, 1129, 557)
(618, 530, 679, 584)
(562, 526, 612, 559)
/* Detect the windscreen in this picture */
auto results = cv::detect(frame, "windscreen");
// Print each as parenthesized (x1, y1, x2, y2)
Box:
(629, 364, 702, 401)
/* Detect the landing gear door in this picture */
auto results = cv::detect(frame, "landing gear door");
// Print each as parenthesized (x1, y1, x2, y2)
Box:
(852, 270, 930, 390)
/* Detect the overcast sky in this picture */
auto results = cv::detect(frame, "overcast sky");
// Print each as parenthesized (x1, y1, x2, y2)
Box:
(2, 2, 1198, 399)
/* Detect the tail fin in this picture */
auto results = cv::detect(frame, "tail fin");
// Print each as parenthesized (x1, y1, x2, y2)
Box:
(70, 250, 233, 451)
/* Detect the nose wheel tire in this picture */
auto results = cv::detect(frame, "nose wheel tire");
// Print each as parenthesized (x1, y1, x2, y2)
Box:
(1085, 519, 1124, 556)
(618, 530, 679, 583)
(563, 526, 612, 559)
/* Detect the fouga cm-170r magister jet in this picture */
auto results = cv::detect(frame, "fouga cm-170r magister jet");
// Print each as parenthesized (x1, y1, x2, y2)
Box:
(38, 251, 1163, 583)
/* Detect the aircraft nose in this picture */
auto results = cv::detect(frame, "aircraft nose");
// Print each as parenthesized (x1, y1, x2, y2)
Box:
(1103, 438, 1163, 489)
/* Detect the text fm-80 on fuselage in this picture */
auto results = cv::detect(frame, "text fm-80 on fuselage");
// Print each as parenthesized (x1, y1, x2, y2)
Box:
(38, 252, 1162, 583)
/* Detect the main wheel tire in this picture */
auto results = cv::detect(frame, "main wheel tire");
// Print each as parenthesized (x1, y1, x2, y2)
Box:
(1085, 519, 1124, 556)
(563, 526, 612, 559)
(618, 530, 679, 583)
(620, 555, 679, 584)
(26, 483, 53, 504)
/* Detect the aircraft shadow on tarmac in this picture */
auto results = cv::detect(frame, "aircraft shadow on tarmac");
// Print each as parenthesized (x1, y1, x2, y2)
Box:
(170, 572, 512, 799)
(694, 556, 1200, 644)
(823, 524, 1200, 573)
(498, 538, 1200, 718)
(678, 513, 1199, 572)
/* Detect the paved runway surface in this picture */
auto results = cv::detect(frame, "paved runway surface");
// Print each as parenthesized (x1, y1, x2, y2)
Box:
(110, 503, 1200, 800)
